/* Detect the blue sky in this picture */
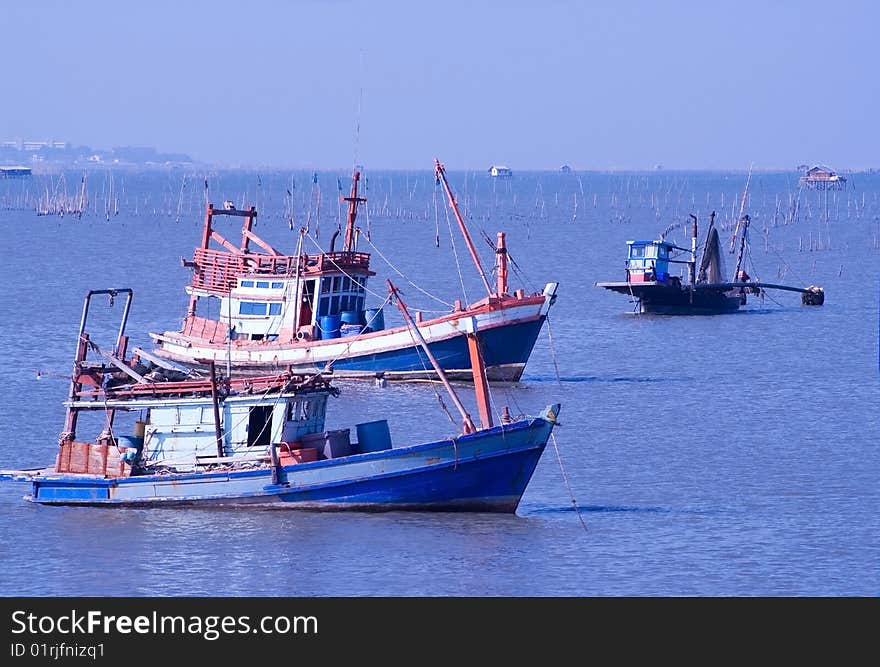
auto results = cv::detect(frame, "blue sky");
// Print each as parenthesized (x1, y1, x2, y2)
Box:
(2, 1, 877, 170)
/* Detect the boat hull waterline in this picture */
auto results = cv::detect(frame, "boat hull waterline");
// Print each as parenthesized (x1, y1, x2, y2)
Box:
(22, 415, 557, 512)
(152, 294, 554, 381)
(597, 281, 744, 315)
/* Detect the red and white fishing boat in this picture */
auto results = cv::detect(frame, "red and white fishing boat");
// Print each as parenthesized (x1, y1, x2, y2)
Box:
(150, 161, 558, 381)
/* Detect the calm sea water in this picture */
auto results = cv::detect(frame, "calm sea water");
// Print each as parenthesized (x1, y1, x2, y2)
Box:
(0, 168, 877, 596)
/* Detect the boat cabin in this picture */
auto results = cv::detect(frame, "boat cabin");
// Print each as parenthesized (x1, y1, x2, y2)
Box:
(181, 195, 378, 344)
(210, 269, 371, 342)
(799, 164, 847, 190)
(625, 240, 673, 283)
(60, 374, 338, 474)
(131, 387, 330, 469)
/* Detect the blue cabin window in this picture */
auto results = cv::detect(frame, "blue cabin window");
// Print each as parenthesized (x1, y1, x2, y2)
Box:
(630, 246, 644, 258)
(315, 275, 366, 317)
(240, 280, 254, 287)
(268, 303, 281, 315)
(271, 281, 284, 289)
(239, 301, 268, 315)
(256, 281, 270, 288)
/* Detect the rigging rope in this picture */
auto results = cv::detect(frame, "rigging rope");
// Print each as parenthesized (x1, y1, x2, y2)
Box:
(401, 323, 459, 429)
(441, 185, 470, 304)
(303, 233, 387, 302)
(358, 235, 455, 307)
(432, 182, 440, 248)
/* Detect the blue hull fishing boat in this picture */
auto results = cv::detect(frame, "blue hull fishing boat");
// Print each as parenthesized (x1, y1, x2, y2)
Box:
(2, 288, 560, 511)
(150, 162, 558, 381)
(596, 212, 824, 315)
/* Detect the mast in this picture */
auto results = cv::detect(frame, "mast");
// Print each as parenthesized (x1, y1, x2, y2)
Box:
(341, 171, 366, 253)
(209, 361, 225, 458)
(688, 214, 697, 286)
(732, 215, 750, 282)
(697, 210, 716, 283)
(729, 164, 753, 253)
(434, 159, 493, 297)
(187, 203, 216, 319)
(239, 206, 257, 253)
(292, 228, 305, 338)
(64, 289, 133, 441)
(387, 280, 478, 434)
(495, 232, 509, 296)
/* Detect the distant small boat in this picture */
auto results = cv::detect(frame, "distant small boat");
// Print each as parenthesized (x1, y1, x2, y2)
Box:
(1, 288, 560, 511)
(0, 166, 32, 178)
(488, 165, 512, 178)
(596, 212, 825, 315)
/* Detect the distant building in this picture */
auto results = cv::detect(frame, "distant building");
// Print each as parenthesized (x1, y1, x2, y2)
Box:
(488, 165, 512, 178)
(0, 138, 192, 167)
(21, 140, 67, 151)
(560, 164, 572, 173)
(799, 164, 847, 190)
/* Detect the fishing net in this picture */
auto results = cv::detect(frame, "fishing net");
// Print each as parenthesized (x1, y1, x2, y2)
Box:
(697, 227, 726, 284)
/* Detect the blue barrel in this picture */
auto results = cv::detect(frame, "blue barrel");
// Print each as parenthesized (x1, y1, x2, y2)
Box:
(117, 435, 143, 451)
(319, 314, 341, 339)
(116, 435, 144, 461)
(356, 419, 392, 453)
(340, 310, 362, 326)
(364, 307, 385, 332)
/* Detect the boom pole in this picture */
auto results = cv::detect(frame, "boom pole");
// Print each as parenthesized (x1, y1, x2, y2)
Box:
(387, 280, 477, 434)
(434, 159, 493, 296)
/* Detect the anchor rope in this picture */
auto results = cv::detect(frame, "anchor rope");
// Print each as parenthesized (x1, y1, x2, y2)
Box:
(550, 432, 588, 533)
(544, 314, 563, 386)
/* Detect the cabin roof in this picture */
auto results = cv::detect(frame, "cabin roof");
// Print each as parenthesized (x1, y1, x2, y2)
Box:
(805, 164, 836, 175)
(627, 239, 675, 248)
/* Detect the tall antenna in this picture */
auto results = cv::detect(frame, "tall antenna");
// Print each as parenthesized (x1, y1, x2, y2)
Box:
(353, 50, 365, 171)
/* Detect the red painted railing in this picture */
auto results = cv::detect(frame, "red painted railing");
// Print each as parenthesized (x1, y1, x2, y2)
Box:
(190, 249, 371, 293)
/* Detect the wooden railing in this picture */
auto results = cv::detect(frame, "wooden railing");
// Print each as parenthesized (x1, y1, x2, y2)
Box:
(189, 249, 372, 293)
